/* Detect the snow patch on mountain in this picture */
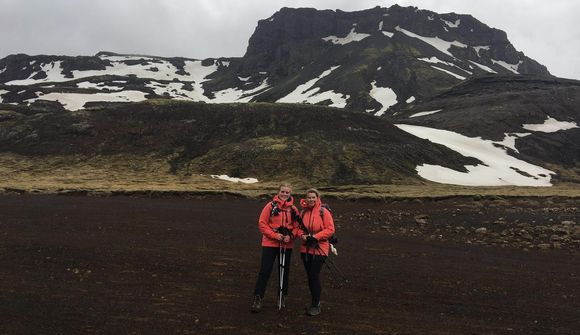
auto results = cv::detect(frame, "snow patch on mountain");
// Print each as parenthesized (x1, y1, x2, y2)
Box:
(209, 175, 258, 184)
(418, 57, 472, 75)
(7, 61, 68, 85)
(409, 109, 442, 118)
(418, 56, 454, 66)
(322, 27, 371, 45)
(442, 19, 460, 28)
(0, 89, 8, 102)
(304, 89, 350, 108)
(395, 124, 554, 186)
(491, 59, 522, 74)
(430, 66, 466, 80)
(494, 133, 531, 153)
(28, 91, 148, 111)
(77, 81, 123, 91)
(211, 79, 271, 103)
(469, 60, 497, 73)
(395, 26, 467, 57)
(145, 78, 271, 104)
(277, 66, 349, 107)
(146, 81, 209, 102)
(6, 56, 219, 86)
(183, 60, 219, 81)
(522, 116, 578, 133)
(473, 46, 491, 57)
(369, 81, 398, 116)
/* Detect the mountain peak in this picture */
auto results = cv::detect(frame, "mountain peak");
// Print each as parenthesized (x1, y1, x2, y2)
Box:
(0, 6, 551, 113)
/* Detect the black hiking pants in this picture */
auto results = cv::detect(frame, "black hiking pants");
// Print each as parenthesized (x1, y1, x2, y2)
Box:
(253, 246, 292, 298)
(301, 252, 326, 305)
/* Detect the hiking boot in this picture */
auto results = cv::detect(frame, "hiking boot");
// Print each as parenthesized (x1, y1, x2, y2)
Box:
(250, 295, 262, 313)
(306, 302, 321, 316)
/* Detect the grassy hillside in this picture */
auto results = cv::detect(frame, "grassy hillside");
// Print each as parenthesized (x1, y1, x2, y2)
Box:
(1, 99, 578, 198)
(1, 151, 579, 198)
(0, 100, 478, 186)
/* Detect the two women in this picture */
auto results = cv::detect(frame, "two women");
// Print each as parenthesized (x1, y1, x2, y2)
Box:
(251, 186, 335, 316)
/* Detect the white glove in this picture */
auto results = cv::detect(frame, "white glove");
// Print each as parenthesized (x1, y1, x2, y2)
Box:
(330, 244, 338, 256)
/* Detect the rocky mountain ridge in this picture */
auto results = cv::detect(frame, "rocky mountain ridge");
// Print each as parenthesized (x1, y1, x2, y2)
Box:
(0, 5, 550, 114)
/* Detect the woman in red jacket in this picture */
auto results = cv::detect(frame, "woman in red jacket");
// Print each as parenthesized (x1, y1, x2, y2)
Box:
(250, 184, 300, 313)
(298, 188, 335, 316)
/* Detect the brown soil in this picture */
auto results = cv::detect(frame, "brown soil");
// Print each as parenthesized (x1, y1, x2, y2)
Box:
(0, 194, 578, 334)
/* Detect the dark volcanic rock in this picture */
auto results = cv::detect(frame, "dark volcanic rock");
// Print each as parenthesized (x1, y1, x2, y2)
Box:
(235, 5, 550, 107)
(0, 54, 111, 82)
(350, 197, 580, 253)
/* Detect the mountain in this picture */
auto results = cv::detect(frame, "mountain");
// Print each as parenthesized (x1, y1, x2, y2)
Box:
(0, 5, 550, 114)
(0, 5, 578, 188)
(389, 75, 580, 184)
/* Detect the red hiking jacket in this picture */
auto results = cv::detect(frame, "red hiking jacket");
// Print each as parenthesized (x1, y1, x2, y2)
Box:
(298, 197, 335, 256)
(257, 195, 300, 248)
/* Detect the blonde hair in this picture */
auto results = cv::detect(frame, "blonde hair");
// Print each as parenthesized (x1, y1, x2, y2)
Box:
(305, 188, 320, 198)
(279, 183, 292, 191)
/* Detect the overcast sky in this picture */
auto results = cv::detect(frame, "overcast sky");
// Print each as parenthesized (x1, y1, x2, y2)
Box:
(1, 0, 579, 80)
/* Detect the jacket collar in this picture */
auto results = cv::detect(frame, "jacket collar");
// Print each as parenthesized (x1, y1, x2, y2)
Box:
(273, 195, 294, 209)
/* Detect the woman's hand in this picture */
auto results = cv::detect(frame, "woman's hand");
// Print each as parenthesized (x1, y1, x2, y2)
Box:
(306, 235, 318, 246)
(276, 233, 291, 243)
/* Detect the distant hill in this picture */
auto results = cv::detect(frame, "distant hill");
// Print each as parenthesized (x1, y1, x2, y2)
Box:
(390, 75, 580, 184)
(0, 101, 483, 185)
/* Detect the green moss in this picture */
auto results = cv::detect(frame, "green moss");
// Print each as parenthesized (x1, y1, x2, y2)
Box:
(143, 99, 199, 106)
(362, 46, 395, 57)
(246, 137, 289, 151)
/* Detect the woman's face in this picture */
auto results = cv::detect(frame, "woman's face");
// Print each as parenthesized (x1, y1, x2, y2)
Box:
(306, 192, 318, 207)
(278, 187, 291, 201)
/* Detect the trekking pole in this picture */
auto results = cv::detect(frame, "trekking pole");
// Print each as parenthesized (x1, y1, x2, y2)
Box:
(278, 243, 286, 310)
(325, 255, 349, 285)
(296, 210, 348, 285)
(316, 245, 349, 285)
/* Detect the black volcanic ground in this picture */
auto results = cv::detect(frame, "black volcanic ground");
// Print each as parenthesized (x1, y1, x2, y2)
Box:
(0, 194, 578, 334)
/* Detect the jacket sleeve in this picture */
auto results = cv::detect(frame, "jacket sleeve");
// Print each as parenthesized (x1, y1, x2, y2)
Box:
(258, 204, 278, 240)
(313, 209, 335, 241)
